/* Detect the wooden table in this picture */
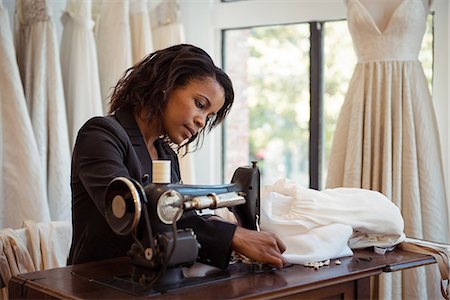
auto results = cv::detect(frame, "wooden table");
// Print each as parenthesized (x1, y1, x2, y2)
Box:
(8, 248, 435, 299)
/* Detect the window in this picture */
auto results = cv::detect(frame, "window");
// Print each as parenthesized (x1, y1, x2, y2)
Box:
(223, 15, 433, 189)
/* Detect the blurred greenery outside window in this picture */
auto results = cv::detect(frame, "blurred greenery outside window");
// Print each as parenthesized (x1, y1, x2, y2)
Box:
(223, 15, 434, 189)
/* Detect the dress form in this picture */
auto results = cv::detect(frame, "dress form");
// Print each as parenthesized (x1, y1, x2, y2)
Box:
(330, 0, 447, 299)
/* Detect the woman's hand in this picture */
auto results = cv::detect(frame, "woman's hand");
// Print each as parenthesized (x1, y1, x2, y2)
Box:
(231, 226, 287, 269)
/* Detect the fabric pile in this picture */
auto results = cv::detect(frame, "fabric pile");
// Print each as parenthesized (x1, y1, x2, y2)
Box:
(260, 179, 405, 264)
(0, 221, 72, 298)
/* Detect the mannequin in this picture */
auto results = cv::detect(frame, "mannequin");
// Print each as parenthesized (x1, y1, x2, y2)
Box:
(330, 0, 446, 299)
(345, 0, 431, 33)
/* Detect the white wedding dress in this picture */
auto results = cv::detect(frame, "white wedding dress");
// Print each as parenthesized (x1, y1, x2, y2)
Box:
(14, 0, 72, 222)
(0, 0, 50, 229)
(95, 0, 132, 113)
(326, 0, 448, 298)
(60, 0, 103, 149)
(130, 0, 153, 64)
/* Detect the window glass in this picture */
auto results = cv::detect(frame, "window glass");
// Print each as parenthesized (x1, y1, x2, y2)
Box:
(224, 24, 310, 187)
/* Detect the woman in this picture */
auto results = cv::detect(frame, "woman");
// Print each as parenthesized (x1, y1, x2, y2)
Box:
(68, 44, 286, 269)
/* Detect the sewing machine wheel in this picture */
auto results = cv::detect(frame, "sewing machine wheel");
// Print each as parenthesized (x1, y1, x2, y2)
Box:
(105, 177, 144, 235)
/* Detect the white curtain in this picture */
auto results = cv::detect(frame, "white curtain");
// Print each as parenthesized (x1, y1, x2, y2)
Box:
(95, 0, 132, 113)
(60, 0, 103, 149)
(130, 0, 153, 64)
(0, 0, 50, 229)
(14, 0, 72, 222)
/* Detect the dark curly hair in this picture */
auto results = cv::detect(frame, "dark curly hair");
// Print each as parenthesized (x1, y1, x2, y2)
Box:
(109, 44, 234, 152)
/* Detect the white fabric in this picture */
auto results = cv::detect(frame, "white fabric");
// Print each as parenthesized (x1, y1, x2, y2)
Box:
(0, 0, 50, 229)
(95, 0, 132, 113)
(0, 228, 36, 299)
(400, 237, 450, 300)
(0, 221, 71, 297)
(151, 1, 195, 183)
(327, 0, 447, 298)
(23, 220, 72, 271)
(261, 179, 405, 264)
(130, 0, 153, 63)
(60, 0, 103, 149)
(178, 148, 196, 184)
(214, 208, 238, 225)
(14, 0, 72, 222)
(152, 23, 186, 51)
(151, 0, 183, 51)
(404, 238, 450, 253)
(282, 223, 354, 264)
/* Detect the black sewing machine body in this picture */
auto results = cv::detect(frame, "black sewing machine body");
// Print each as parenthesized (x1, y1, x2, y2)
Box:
(100, 163, 262, 294)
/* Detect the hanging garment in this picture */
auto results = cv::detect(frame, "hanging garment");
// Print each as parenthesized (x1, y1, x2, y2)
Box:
(399, 238, 450, 300)
(95, 0, 132, 113)
(23, 220, 72, 271)
(14, 0, 72, 223)
(261, 179, 405, 264)
(151, 0, 194, 183)
(0, 228, 36, 299)
(178, 146, 196, 184)
(152, 22, 186, 51)
(326, 0, 447, 298)
(130, 0, 153, 64)
(0, 0, 50, 229)
(151, 0, 185, 51)
(60, 0, 103, 149)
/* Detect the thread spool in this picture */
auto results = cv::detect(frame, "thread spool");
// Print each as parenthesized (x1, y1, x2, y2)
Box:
(152, 160, 171, 184)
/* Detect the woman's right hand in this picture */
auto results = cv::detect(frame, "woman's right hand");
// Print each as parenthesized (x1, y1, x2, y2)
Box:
(231, 226, 287, 269)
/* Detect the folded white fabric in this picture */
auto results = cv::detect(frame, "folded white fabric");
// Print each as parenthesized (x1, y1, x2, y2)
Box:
(24, 220, 72, 270)
(282, 223, 353, 264)
(0, 228, 35, 298)
(261, 179, 406, 264)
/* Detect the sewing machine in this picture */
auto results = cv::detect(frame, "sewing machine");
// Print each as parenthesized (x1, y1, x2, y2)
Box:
(99, 162, 261, 295)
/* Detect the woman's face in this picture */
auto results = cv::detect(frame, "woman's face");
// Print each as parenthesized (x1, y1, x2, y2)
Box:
(162, 77, 225, 145)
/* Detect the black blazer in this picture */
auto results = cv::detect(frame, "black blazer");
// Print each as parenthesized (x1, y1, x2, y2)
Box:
(68, 109, 236, 269)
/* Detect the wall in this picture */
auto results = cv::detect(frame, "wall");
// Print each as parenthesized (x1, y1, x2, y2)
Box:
(432, 0, 449, 201)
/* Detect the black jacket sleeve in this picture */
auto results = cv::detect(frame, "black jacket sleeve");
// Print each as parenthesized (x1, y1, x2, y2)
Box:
(178, 214, 237, 269)
(69, 117, 140, 264)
